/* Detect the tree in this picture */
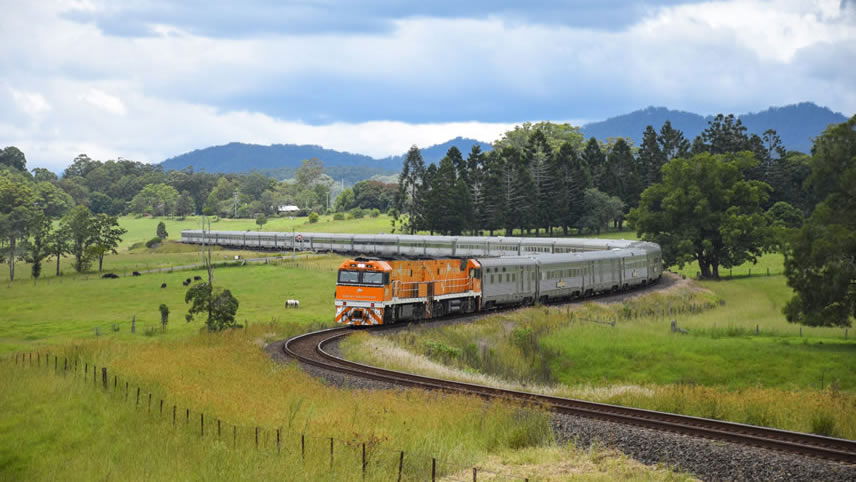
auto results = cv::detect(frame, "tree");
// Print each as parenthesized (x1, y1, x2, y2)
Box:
(255, 213, 267, 230)
(658, 121, 690, 164)
(46, 225, 69, 276)
(494, 122, 584, 152)
(600, 138, 641, 218)
(176, 192, 194, 217)
(527, 130, 553, 234)
(0, 146, 27, 171)
(156, 221, 168, 239)
(26, 212, 52, 279)
(783, 115, 856, 327)
(88, 213, 127, 272)
(582, 137, 606, 190)
(393, 146, 425, 234)
(159, 304, 169, 332)
(0, 171, 35, 281)
(579, 188, 623, 234)
(130, 183, 180, 216)
(638, 126, 665, 186)
(629, 151, 773, 279)
(31, 168, 58, 183)
(61, 206, 95, 272)
(185, 282, 240, 332)
(334, 188, 356, 212)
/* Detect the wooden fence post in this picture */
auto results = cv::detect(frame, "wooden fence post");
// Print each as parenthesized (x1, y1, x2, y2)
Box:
(113, 375, 117, 390)
(362, 443, 366, 478)
(173, 405, 176, 427)
(329, 437, 334, 468)
(93, 365, 97, 385)
(200, 413, 204, 437)
(255, 427, 259, 450)
(276, 429, 281, 454)
(160, 399, 164, 415)
(431, 458, 436, 482)
(186, 408, 189, 424)
(54, 356, 58, 371)
(148, 393, 152, 412)
(64, 358, 68, 372)
(136, 387, 141, 406)
(218, 419, 222, 439)
(101, 367, 107, 389)
(301, 434, 305, 461)
(125, 382, 129, 401)
(397, 451, 404, 482)
(472, 467, 477, 481)
(233, 426, 237, 448)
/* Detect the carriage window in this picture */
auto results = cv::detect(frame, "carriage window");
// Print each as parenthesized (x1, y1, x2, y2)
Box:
(338, 271, 360, 283)
(362, 272, 384, 285)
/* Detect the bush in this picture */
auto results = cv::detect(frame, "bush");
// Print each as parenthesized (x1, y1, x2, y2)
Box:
(333, 212, 345, 221)
(308, 212, 320, 224)
(369, 208, 381, 218)
(349, 208, 365, 219)
(145, 237, 162, 249)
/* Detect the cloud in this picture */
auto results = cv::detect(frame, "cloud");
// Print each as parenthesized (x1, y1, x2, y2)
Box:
(0, 0, 853, 171)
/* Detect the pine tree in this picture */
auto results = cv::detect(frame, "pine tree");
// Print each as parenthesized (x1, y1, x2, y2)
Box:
(527, 130, 553, 235)
(658, 121, 690, 163)
(638, 125, 665, 186)
(480, 151, 505, 236)
(551, 142, 574, 234)
(582, 137, 606, 190)
(394, 146, 425, 234)
(566, 146, 590, 232)
(465, 145, 485, 234)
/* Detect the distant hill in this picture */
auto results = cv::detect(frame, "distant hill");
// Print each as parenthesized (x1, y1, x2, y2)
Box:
(580, 102, 847, 153)
(379, 137, 494, 166)
(160, 142, 380, 173)
(159, 137, 493, 184)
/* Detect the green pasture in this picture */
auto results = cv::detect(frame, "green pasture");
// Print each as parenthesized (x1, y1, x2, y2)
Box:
(0, 258, 342, 353)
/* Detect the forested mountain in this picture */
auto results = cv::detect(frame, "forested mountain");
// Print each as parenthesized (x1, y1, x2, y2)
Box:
(378, 137, 493, 166)
(160, 142, 378, 173)
(581, 102, 847, 153)
(159, 137, 493, 181)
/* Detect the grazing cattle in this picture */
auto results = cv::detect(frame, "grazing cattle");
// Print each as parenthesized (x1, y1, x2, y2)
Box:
(193, 276, 202, 281)
(161, 283, 167, 289)
(132, 271, 141, 276)
(101, 273, 119, 279)
(182, 278, 192, 286)
(285, 299, 300, 309)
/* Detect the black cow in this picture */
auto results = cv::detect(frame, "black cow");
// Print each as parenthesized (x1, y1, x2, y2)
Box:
(193, 276, 202, 281)
(132, 271, 141, 276)
(101, 273, 119, 279)
(160, 283, 167, 288)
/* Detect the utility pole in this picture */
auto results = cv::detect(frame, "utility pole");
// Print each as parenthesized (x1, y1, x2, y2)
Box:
(233, 190, 239, 218)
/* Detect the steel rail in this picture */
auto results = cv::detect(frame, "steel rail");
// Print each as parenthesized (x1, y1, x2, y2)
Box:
(283, 327, 856, 465)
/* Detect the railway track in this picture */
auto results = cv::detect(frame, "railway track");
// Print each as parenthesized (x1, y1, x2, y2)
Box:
(283, 326, 856, 465)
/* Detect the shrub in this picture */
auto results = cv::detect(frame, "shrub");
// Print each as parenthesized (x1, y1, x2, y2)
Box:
(145, 237, 162, 249)
(308, 212, 320, 224)
(333, 212, 345, 221)
(369, 208, 381, 218)
(156, 221, 168, 239)
(349, 208, 365, 219)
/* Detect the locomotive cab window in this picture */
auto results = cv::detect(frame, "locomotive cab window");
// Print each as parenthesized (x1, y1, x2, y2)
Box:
(338, 271, 361, 284)
(362, 271, 385, 285)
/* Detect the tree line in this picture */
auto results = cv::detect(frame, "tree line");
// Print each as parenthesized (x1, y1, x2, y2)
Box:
(393, 117, 807, 237)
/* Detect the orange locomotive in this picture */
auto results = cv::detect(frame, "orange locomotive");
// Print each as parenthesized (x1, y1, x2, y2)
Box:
(335, 257, 482, 325)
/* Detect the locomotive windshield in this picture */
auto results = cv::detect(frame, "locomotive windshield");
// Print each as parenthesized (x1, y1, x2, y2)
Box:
(337, 270, 386, 285)
(338, 270, 360, 283)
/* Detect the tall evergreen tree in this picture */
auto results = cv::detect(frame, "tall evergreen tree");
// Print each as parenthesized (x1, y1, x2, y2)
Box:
(566, 145, 590, 232)
(480, 151, 505, 236)
(527, 130, 553, 234)
(658, 121, 690, 163)
(601, 138, 641, 220)
(582, 137, 606, 190)
(420, 164, 439, 234)
(638, 125, 665, 186)
(393, 146, 425, 234)
(466, 145, 486, 235)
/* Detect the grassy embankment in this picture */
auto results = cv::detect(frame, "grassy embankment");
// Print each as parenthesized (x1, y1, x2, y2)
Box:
(342, 254, 856, 439)
(1, 216, 693, 480)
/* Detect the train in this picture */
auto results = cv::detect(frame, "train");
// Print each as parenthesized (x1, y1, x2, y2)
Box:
(181, 230, 663, 326)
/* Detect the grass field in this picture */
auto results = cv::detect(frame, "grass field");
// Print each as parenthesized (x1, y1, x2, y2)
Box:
(342, 266, 856, 438)
(0, 323, 692, 481)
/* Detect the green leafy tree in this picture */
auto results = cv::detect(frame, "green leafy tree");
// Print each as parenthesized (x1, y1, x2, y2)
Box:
(185, 282, 240, 332)
(156, 221, 168, 239)
(0, 171, 36, 281)
(26, 212, 52, 279)
(783, 115, 856, 327)
(629, 151, 773, 279)
(767, 201, 803, 229)
(582, 137, 606, 190)
(494, 122, 584, 152)
(255, 213, 267, 230)
(130, 183, 180, 216)
(89, 213, 127, 272)
(334, 188, 355, 212)
(0, 146, 27, 171)
(46, 225, 70, 276)
(31, 168, 58, 183)
(61, 206, 95, 272)
(579, 188, 623, 234)
(176, 191, 194, 217)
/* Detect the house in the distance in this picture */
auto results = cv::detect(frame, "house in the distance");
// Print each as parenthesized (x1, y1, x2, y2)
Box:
(277, 205, 301, 216)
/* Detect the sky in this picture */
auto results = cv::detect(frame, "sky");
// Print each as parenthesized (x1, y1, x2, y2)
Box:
(1, 0, 854, 172)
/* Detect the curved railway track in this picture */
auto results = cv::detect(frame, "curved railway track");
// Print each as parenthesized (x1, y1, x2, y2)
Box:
(282, 326, 856, 465)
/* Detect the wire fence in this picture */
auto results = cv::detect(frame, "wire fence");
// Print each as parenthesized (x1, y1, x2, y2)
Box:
(5, 352, 532, 481)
